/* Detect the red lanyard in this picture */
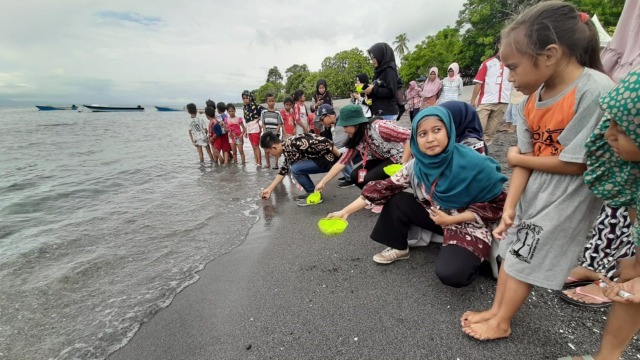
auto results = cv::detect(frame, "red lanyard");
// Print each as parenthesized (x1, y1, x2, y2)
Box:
(359, 129, 369, 167)
(429, 178, 439, 207)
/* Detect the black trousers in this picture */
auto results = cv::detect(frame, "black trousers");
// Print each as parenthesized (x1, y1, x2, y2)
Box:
(370, 192, 483, 288)
(350, 158, 395, 189)
(410, 108, 420, 122)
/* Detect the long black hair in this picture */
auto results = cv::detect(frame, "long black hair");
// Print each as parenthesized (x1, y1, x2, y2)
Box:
(344, 123, 369, 149)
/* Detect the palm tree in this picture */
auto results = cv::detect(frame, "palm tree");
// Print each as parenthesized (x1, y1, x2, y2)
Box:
(393, 33, 410, 59)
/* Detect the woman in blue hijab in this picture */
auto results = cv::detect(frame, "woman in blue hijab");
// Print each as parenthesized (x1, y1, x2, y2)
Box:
(327, 106, 507, 288)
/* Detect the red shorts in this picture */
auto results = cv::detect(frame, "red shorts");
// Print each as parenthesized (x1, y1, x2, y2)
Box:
(248, 133, 261, 147)
(213, 134, 231, 152)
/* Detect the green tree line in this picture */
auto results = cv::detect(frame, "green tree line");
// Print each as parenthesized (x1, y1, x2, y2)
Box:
(252, 48, 374, 103)
(400, 0, 623, 84)
(250, 0, 622, 101)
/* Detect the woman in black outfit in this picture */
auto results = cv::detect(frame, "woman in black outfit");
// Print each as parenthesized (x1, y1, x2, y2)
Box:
(364, 42, 400, 120)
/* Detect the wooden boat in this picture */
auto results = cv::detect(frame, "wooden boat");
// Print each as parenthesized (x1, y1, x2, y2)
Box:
(155, 106, 184, 112)
(82, 105, 144, 112)
(36, 105, 78, 111)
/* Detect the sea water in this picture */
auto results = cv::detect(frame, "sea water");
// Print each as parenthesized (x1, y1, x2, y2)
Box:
(0, 107, 274, 359)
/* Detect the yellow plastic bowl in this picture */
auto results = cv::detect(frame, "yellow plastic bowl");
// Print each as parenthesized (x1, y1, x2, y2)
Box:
(306, 191, 322, 205)
(383, 164, 403, 176)
(317, 218, 349, 236)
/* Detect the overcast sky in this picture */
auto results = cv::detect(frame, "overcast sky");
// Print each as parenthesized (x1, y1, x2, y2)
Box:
(0, 0, 466, 105)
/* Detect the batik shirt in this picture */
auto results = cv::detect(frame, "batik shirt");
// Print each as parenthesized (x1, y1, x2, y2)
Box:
(278, 134, 337, 176)
(361, 160, 506, 261)
(338, 120, 410, 166)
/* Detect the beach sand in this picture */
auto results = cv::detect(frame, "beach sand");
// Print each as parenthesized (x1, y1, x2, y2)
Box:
(109, 91, 640, 359)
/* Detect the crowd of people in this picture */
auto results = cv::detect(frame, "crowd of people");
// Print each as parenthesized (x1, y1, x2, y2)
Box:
(184, 1, 640, 358)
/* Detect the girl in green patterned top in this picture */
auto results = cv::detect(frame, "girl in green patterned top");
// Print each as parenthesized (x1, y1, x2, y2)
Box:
(561, 68, 640, 360)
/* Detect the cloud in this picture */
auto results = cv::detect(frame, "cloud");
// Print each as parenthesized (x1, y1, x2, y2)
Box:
(0, 0, 467, 105)
(95, 11, 162, 27)
(0, 73, 35, 95)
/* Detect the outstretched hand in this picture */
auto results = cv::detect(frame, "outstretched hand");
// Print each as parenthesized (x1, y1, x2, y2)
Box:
(315, 182, 325, 193)
(599, 276, 640, 304)
(260, 188, 272, 200)
(327, 210, 348, 220)
(493, 208, 515, 240)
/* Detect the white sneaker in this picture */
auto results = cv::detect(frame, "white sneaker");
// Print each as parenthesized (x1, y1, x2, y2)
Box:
(372, 247, 410, 264)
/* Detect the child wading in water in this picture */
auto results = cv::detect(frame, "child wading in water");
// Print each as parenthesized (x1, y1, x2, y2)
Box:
(261, 93, 283, 169)
(205, 106, 227, 164)
(186, 103, 215, 163)
(461, 1, 614, 340)
(226, 103, 246, 164)
(242, 91, 265, 167)
(280, 97, 296, 139)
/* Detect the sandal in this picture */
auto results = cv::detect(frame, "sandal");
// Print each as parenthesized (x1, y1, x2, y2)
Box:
(562, 277, 595, 290)
(560, 285, 611, 308)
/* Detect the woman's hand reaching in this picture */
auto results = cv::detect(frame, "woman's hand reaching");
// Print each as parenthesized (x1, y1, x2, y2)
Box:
(327, 210, 348, 220)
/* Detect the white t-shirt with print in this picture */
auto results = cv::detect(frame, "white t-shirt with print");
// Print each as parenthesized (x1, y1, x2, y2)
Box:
(246, 119, 261, 134)
(188, 117, 209, 145)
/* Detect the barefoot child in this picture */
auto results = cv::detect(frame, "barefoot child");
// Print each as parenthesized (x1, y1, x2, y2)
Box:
(293, 90, 310, 134)
(559, 68, 640, 360)
(242, 90, 265, 167)
(261, 93, 283, 169)
(205, 106, 226, 164)
(214, 102, 232, 163)
(280, 97, 296, 139)
(461, 1, 614, 341)
(245, 109, 263, 167)
(226, 103, 246, 164)
(186, 103, 214, 163)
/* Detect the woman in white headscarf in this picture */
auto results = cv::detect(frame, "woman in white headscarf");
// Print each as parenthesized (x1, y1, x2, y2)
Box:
(438, 62, 464, 104)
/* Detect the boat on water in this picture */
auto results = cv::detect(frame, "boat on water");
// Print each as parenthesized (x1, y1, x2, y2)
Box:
(35, 105, 78, 111)
(82, 105, 145, 112)
(155, 106, 184, 112)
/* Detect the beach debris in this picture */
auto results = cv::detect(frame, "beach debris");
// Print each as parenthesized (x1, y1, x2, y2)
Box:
(354, 337, 358, 341)
(568, 343, 576, 350)
(245, 344, 252, 350)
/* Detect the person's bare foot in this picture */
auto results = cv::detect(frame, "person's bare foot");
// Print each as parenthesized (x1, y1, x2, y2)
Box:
(462, 317, 511, 341)
(562, 283, 611, 306)
(567, 266, 599, 283)
(460, 309, 496, 327)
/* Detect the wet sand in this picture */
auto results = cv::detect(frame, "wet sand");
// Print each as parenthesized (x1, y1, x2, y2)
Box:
(108, 91, 640, 359)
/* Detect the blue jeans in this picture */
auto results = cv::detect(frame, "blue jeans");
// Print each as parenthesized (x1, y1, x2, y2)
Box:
(290, 160, 327, 193)
(342, 152, 363, 179)
(380, 115, 398, 121)
(339, 149, 361, 179)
